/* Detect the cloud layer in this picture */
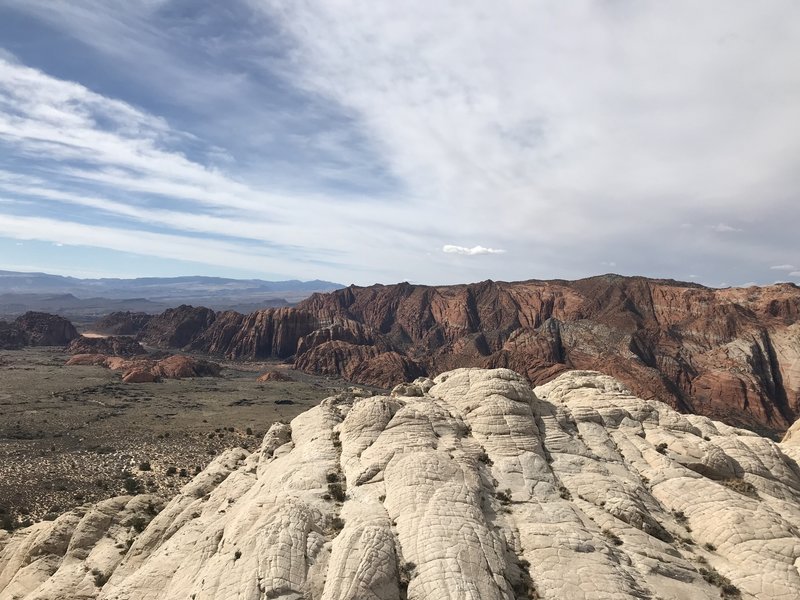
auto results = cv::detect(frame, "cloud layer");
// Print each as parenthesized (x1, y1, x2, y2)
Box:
(443, 245, 506, 256)
(0, 1, 798, 286)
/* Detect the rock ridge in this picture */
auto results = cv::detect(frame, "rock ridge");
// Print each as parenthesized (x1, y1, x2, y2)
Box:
(131, 277, 800, 434)
(3, 367, 800, 599)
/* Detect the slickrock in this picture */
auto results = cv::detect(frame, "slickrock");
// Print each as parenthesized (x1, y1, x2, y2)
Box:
(3, 368, 800, 599)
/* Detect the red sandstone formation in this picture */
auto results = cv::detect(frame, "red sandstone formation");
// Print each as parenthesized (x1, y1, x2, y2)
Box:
(256, 370, 295, 382)
(65, 353, 221, 383)
(66, 335, 147, 357)
(128, 276, 800, 434)
(0, 311, 79, 348)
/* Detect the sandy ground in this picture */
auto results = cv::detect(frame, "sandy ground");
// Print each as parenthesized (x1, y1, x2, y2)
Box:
(0, 347, 370, 530)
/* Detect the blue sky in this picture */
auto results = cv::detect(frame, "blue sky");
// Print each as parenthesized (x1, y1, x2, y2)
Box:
(0, 1, 798, 286)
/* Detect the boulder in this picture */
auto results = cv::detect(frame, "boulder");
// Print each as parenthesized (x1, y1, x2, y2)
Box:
(256, 370, 294, 382)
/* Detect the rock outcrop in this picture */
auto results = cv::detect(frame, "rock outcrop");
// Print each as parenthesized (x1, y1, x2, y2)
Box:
(256, 370, 295, 382)
(3, 368, 800, 599)
(0, 312, 79, 348)
(67, 336, 147, 357)
(89, 312, 154, 337)
(136, 277, 800, 435)
(65, 354, 221, 383)
(136, 306, 216, 349)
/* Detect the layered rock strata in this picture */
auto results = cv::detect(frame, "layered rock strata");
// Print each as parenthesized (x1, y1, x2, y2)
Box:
(131, 278, 800, 434)
(3, 368, 800, 599)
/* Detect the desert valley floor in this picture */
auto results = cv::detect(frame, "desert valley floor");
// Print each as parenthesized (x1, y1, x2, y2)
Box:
(0, 347, 361, 528)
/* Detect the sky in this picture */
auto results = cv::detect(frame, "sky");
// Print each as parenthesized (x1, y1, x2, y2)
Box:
(0, 1, 798, 287)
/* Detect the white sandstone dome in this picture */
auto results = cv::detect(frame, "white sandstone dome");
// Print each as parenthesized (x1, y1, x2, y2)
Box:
(2, 368, 800, 599)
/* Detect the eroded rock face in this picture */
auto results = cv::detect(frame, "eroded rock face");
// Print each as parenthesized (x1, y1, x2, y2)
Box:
(133, 277, 800, 434)
(89, 312, 154, 337)
(67, 336, 147, 357)
(6, 312, 79, 347)
(3, 368, 800, 600)
(0, 321, 27, 349)
(136, 306, 216, 349)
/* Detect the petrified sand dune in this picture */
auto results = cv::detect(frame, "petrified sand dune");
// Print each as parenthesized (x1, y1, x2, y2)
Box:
(3, 368, 800, 599)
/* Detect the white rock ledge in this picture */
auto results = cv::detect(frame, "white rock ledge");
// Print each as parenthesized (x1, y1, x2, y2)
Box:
(2, 368, 800, 600)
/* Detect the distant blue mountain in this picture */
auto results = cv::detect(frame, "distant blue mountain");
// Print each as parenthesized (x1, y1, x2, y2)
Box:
(0, 270, 345, 318)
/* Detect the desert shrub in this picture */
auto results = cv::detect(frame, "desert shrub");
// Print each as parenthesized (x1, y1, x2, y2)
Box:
(128, 516, 146, 533)
(326, 472, 339, 483)
(166, 466, 177, 476)
(91, 568, 108, 587)
(139, 461, 151, 471)
(496, 489, 513, 505)
(179, 468, 189, 477)
(328, 482, 346, 502)
(602, 529, 623, 546)
(123, 477, 140, 493)
(699, 567, 740, 597)
(558, 485, 572, 500)
(330, 516, 345, 532)
(673, 510, 687, 523)
(246, 427, 253, 435)
(719, 478, 758, 499)
(655, 442, 668, 455)
(233, 549, 242, 561)
(399, 561, 417, 583)
(478, 449, 494, 465)
(1, 512, 15, 532)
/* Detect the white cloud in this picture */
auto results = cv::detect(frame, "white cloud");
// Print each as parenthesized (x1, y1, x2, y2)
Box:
(253, 0, 800, 282)
(709, 223, 743, 233)
(1, 2, 800, 286)
(791, 271, 800, 277)
(443, 245, 506, 256)
(770, 264, 797, 271)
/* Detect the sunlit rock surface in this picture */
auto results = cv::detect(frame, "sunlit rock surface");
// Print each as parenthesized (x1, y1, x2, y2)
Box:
(3, 368, 800, 600)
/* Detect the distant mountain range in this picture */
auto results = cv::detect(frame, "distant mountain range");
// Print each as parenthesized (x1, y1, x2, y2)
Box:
(0, 270, 343, 320)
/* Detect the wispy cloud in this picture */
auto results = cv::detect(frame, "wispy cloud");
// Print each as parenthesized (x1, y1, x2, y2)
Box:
(442, 245, 506, 256)
(709, 223, 743, 233)
(770, 264, 797, 271)
(0, 1, 799, 286)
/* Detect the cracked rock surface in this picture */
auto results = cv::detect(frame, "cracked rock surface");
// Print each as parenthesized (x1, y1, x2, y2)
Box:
(3, 368, 800, 599)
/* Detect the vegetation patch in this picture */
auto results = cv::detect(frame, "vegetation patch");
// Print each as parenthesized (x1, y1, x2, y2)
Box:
(699, 566, 740, 598)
